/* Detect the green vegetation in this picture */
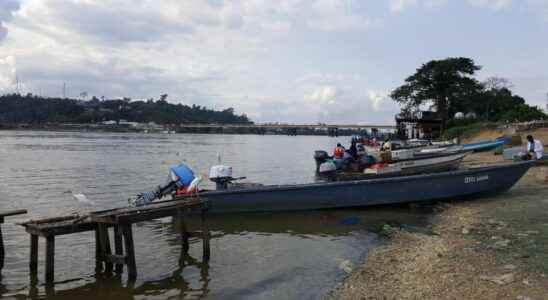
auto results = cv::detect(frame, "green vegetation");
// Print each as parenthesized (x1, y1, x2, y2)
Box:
(441, 122, 498, 140)
(0, 93, 251, 125)
(391, 57, 547, 133)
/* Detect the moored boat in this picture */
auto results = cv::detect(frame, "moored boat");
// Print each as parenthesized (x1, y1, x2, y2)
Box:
(173, 161, 533, 214)
(460, 136, 510, 152)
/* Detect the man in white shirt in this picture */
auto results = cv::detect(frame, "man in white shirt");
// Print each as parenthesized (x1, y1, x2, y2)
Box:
(526, 135, 544, 160)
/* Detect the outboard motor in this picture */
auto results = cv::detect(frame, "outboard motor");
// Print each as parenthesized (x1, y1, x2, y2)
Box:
(209, 165, 234, 190)
(129, 164, 196, 207)
(209, 165, 248, 190)
(314, 150, 330, 173)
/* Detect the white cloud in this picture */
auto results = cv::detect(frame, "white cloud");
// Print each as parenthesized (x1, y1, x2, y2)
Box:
(0, 0, 20, 40)
(368, 90, 385, 111)
(305, 85, 339, 105)
(0, 55, 16, 92)
(390, 0, 418, 13)
(468, 0, 513, 10)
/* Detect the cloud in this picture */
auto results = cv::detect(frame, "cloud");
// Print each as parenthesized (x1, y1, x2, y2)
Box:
(0, 56, 17, 92)
(468, 0, 513, 10)
(0, 0, 20, 40)
(305, 85, 339, 105)
(368, 90, 385, 111)
(390, 0, 418, 13)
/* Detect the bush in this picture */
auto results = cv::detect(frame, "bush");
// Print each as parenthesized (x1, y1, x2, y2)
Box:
(442, 122, 498, 140)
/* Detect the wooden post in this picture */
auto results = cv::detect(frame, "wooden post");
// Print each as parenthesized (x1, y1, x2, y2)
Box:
(201, 210, 210, 262)
(45, 235, 55, 284)
(113, 225, 124, 274)
(95, 227, 103, 273)
(0, 219, 4, 270)
(122, 224, 136, 279)
(30, 234, 38, 274)
(97, 224, 113, 272)
(178, 211, 189, 254)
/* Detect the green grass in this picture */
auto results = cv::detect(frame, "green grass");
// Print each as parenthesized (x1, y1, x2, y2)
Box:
(442, 121, 499, 140)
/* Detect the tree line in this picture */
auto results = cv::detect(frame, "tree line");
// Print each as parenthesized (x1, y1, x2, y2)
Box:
(0, 94, 252, 125)
(390, 57, 547, 129)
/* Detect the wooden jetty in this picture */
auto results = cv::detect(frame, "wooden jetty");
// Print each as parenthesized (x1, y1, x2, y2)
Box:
(19, 198, 209, 285)
(0, 209, 28, 271)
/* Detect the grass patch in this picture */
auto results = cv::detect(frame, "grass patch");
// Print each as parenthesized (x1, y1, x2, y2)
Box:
(442, 121, 499, 140)
(471, 179, 548, 274)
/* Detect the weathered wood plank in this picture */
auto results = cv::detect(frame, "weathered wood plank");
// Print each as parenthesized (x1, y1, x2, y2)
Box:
(0, 209, 27, 218)
(30, 235, 38, 273)
(24, 222, 98, 237)
(45, 236, 55, 284)
(0, 226, 4, 270)
(113, 225, 124, 274)
(97, 224, 113, 272)
(122, 224, 137, 279)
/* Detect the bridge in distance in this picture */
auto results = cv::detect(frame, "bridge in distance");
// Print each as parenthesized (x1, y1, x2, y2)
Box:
(178, 123, 397, 129)
(176, 123, 397, 136)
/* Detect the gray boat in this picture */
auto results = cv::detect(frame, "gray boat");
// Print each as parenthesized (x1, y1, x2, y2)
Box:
(171, 161, 533, 214)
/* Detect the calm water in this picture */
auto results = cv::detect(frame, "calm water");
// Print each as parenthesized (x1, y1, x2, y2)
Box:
(0, 131, 431, 299)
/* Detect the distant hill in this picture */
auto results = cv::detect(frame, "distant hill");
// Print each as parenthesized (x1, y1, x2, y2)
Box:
(0, 94, 252, 125)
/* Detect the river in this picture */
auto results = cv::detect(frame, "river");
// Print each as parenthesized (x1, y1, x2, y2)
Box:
(0, 131, 431, 299)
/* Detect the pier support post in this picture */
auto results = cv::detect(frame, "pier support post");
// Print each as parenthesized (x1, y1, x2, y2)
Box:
(178, 210, 189, 254)
(45, 235, 55, 285)
(30, 234, 38, 274)
(94, 228, 103, 273)
(0, 223, 4, 270)
(201, 210, 210, 262)
(113, 225, 124, 274)
(122, 224, 136, 279)
(97, 224, 113, 273)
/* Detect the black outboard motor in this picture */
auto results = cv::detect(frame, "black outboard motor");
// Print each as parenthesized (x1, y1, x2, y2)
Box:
(314, 150, 330, 173)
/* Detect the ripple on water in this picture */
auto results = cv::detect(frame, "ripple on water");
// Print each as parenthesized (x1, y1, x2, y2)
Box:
(0, 131, 432, 299)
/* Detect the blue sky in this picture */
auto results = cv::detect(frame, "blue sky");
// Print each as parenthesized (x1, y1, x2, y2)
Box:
(0, 0, 547, 124)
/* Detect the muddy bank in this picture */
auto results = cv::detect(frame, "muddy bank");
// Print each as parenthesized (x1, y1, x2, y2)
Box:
(332, 160, 548, 299)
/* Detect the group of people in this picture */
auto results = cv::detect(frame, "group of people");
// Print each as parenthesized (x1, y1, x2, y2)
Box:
(333, 138, 365, 160)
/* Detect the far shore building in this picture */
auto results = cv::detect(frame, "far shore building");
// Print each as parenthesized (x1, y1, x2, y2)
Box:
(396, 111, 443, 140)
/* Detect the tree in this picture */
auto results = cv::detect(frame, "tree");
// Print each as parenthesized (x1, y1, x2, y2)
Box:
(483, 76, 514, 91)
(390, 57, 483, 129)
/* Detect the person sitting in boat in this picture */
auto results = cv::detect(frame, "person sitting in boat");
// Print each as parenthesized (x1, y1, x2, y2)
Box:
(349, 139, 358, 159)
(381, 140, 392, 151)
(526, 135, 544, 160)
(333, 143, 345, 158)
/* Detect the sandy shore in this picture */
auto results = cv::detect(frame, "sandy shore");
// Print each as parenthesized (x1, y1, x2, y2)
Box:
(331, 133, 548, 300)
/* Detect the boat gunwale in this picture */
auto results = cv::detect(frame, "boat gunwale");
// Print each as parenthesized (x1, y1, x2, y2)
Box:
(190, 160, 535, 197)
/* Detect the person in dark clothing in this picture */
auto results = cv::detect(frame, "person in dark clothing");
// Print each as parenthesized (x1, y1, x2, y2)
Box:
(349, 140, 358, 159)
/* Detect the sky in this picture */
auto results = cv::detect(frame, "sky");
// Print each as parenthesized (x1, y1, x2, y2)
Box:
(0, 0, 547, 124)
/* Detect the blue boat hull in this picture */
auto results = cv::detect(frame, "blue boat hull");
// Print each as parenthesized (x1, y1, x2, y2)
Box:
(190, 161, 533, 213)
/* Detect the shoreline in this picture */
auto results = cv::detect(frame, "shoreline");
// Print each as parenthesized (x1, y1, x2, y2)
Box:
(331, 164, 548, 299)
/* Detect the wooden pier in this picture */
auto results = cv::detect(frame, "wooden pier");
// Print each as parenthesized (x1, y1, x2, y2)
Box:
(19, 198, 209, 285)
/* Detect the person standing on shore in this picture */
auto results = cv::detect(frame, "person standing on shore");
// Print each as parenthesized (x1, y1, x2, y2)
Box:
(526, 135, 544, 160)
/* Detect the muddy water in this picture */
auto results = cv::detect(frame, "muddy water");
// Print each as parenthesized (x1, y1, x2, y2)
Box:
(0, 131, 432, 299)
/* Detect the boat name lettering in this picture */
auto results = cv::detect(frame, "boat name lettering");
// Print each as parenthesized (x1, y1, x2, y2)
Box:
(464, 175, 489, 184)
